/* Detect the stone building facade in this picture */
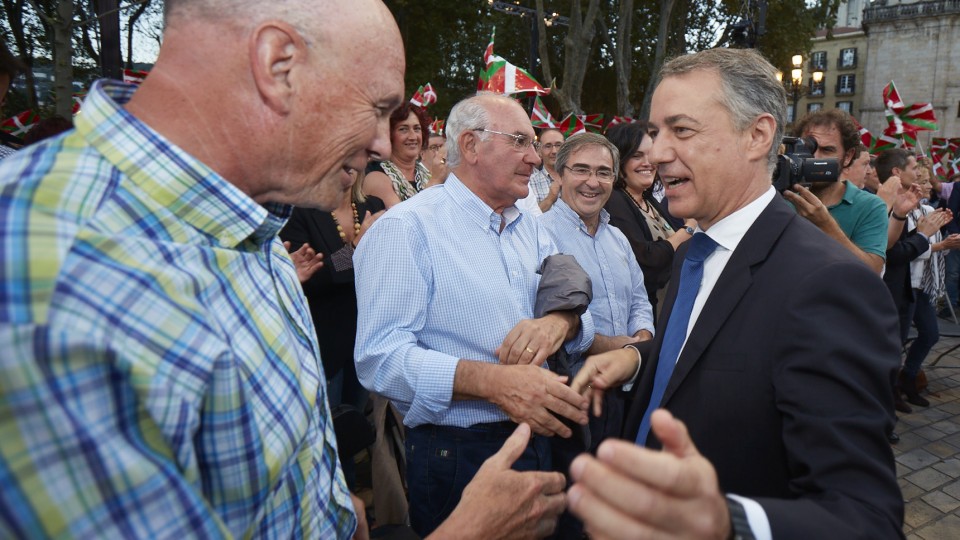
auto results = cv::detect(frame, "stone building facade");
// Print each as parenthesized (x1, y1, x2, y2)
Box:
(861, 0, 960, 148)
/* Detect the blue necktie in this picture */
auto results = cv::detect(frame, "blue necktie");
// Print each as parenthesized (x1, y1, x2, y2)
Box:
(636, 232, 718, 445)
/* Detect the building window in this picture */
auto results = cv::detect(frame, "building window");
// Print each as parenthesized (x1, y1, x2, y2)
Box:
(807, 103, 823, 113)
(837, 101, 853, 113)
(811, 51, 827, 71)
(837, 75, 856, 95)
(838, 48, 857, 69)
(809, 78, 825, 97)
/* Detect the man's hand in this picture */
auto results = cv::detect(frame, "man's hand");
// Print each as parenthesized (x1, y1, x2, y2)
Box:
(430, 424, 567, 540)
(783, 184, 834, 228)
(877, 176, 901, 211)
(497, 312, 577, 366)
(283, 241, 324, 283)
(491, 365, 588, 438)
(350, 494, 370, 540)
(570, 348, 641, 417)
(567, 410, 731, 540)
(917, 208, 952, 237)
(892, 183, 922, 218)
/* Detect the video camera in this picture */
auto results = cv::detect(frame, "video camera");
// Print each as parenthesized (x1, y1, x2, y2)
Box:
(772, 136, 840, 192)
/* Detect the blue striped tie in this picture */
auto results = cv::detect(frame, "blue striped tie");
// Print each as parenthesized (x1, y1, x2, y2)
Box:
(636, 232, 718, 445)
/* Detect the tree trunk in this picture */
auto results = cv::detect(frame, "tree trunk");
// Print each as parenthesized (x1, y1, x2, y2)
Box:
(639, 0, 676, 120)
(536, 0, 602, 116)
(614, 0, 634, 117)
(124, 0, 150, 68)
(51, 0, 74, 118)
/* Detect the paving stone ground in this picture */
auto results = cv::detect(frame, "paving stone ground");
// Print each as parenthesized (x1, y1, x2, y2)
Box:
(899, 329, 960, 539)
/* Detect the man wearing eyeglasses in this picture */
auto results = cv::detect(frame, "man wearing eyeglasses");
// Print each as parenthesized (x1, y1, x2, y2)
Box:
(422, 133, 449, 186)
(539, 132, 655, 538)
(528, 128, 565, 212)
(355, 92, 594, 537)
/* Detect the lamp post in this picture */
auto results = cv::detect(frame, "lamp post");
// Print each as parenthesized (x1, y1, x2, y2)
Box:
(777, 54, 823, 124)
(487, 0, 568, 82)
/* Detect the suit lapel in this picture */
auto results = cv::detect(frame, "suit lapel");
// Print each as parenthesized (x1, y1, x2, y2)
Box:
(660, 197, 795, 406)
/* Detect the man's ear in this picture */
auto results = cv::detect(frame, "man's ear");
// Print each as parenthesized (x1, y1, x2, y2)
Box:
(744, 113, 777, 163)
(842, 147, 856, 169)
(460, 131, 482, 165)
(249, 21, 306, 115)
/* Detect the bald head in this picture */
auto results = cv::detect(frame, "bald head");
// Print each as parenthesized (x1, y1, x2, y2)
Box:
(130, 0, 405, 210)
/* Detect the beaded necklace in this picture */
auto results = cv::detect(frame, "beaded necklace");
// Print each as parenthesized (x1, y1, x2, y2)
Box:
(328, 203, 361, 272)
(330, 203, 361, 245)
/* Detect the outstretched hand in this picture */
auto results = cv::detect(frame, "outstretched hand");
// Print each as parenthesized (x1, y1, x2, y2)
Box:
(430, 423, 567, 540)
(283, 241, 324, 283)
(568, 410, 731, 540)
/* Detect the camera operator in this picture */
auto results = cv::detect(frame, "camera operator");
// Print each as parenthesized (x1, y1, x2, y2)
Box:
(782, 110, 887, 274)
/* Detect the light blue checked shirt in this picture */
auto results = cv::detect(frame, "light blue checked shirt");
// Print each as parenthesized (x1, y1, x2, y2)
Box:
(528, 167, 555, 203)
(354, 173, 595, 428)
(539, 199, 654, 371)
(0, 80, 356, 538)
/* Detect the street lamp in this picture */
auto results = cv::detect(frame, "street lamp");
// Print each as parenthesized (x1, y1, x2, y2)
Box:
(487, 0, 569, 81)
(777, 54, 823, 124)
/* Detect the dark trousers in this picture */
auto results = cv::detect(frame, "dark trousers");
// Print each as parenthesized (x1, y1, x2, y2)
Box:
(550, 393, 625, 540)
(903, 290, 940, 378)
(406, 422, 551, 537)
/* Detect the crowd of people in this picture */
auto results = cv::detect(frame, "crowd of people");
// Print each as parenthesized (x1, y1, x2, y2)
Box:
(4, 1, 960, 538)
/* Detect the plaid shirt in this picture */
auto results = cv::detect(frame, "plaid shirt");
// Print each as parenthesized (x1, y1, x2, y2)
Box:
(0, 80, 356, 538)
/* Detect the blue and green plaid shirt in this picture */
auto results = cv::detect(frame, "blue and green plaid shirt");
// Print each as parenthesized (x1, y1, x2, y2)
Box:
(0, 80, 356, 538)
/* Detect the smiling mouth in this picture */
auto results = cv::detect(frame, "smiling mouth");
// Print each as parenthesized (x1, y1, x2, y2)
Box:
(662, 176, 690, 188)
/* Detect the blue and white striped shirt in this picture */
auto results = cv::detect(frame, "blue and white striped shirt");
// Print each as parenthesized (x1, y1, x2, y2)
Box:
(539, 198, 655, 372)
(354, 173, 594, 428)
(0, 80, 355, 539)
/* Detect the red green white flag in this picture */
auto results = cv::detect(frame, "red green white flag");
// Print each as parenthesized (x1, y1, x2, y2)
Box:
(901, 102, 938, 132)
(883, 81, 904, 119)
(429, 119, 445, 136)
(558, 114, 586, 137)
(410, 83, 437, 108)
(122, 68, 149, 85)
(530, 97, 557, 129)
(1, 110, 39, 137)
(478, 26, 550, 97)
(607, 116, 636, 128)
(577, 114, 606, 133)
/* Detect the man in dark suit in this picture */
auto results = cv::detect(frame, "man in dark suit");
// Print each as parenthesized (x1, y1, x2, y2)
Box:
(565, 48, 903, 539)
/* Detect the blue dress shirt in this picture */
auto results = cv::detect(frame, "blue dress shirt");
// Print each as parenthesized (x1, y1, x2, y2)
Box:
(354, 173, 594, 428)
(539, 199, 655, 372)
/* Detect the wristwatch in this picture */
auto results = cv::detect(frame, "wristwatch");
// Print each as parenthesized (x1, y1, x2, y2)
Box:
(726, 497, 755, 540)
(684, 225, 695, 235)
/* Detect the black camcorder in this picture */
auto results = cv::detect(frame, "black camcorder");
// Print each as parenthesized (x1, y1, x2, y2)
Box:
(772, 136, 840, 192)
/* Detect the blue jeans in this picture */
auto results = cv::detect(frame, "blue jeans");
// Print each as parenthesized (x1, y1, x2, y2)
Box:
(945, 251, 960, 308)
(405, 422, 551, 537)
(904, 290, 940, 378)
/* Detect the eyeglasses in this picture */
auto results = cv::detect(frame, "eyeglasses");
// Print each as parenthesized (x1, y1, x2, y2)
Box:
(427, 144, 444, 152)
(563, 165, 616, 183)
(541, 143, 563, 151)
(473, 129, 541, 152)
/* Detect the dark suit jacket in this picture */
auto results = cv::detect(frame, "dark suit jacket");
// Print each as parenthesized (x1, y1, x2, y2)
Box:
(883, 218, 929, 312)
(604, 189, 682, 312)
(624, 196, 903, 539)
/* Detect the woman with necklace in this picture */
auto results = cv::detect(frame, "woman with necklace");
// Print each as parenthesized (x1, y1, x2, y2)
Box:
(604, 121, 697, 318)
(280, 170, 384, 417)
(363, 102, 432, 207)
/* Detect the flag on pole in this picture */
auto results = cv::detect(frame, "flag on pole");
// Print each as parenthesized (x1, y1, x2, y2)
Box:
(429, 119, 445, 136)
(410, 83, 438, 108)
(558, 114, 586, 137)
(1, 110, 39, 137)
(577, 114, 606, 133)
(869, 131, 901, 154)
(530, 97, 557, 129)
(882, 81, 904, 118)
(478, 26, 550, 97)
(901, 102, 938, 132)
(883, 124, 916, 150)
(122, 69, 149, 85)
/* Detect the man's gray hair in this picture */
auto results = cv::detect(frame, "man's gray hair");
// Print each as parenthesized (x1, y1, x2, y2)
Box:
(659, 48, 787, 173)
(556, 133, 620, 178)
(445, 92, 519, 169)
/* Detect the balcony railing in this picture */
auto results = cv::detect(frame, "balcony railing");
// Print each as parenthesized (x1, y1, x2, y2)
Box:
(865, 0, 960, 24)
